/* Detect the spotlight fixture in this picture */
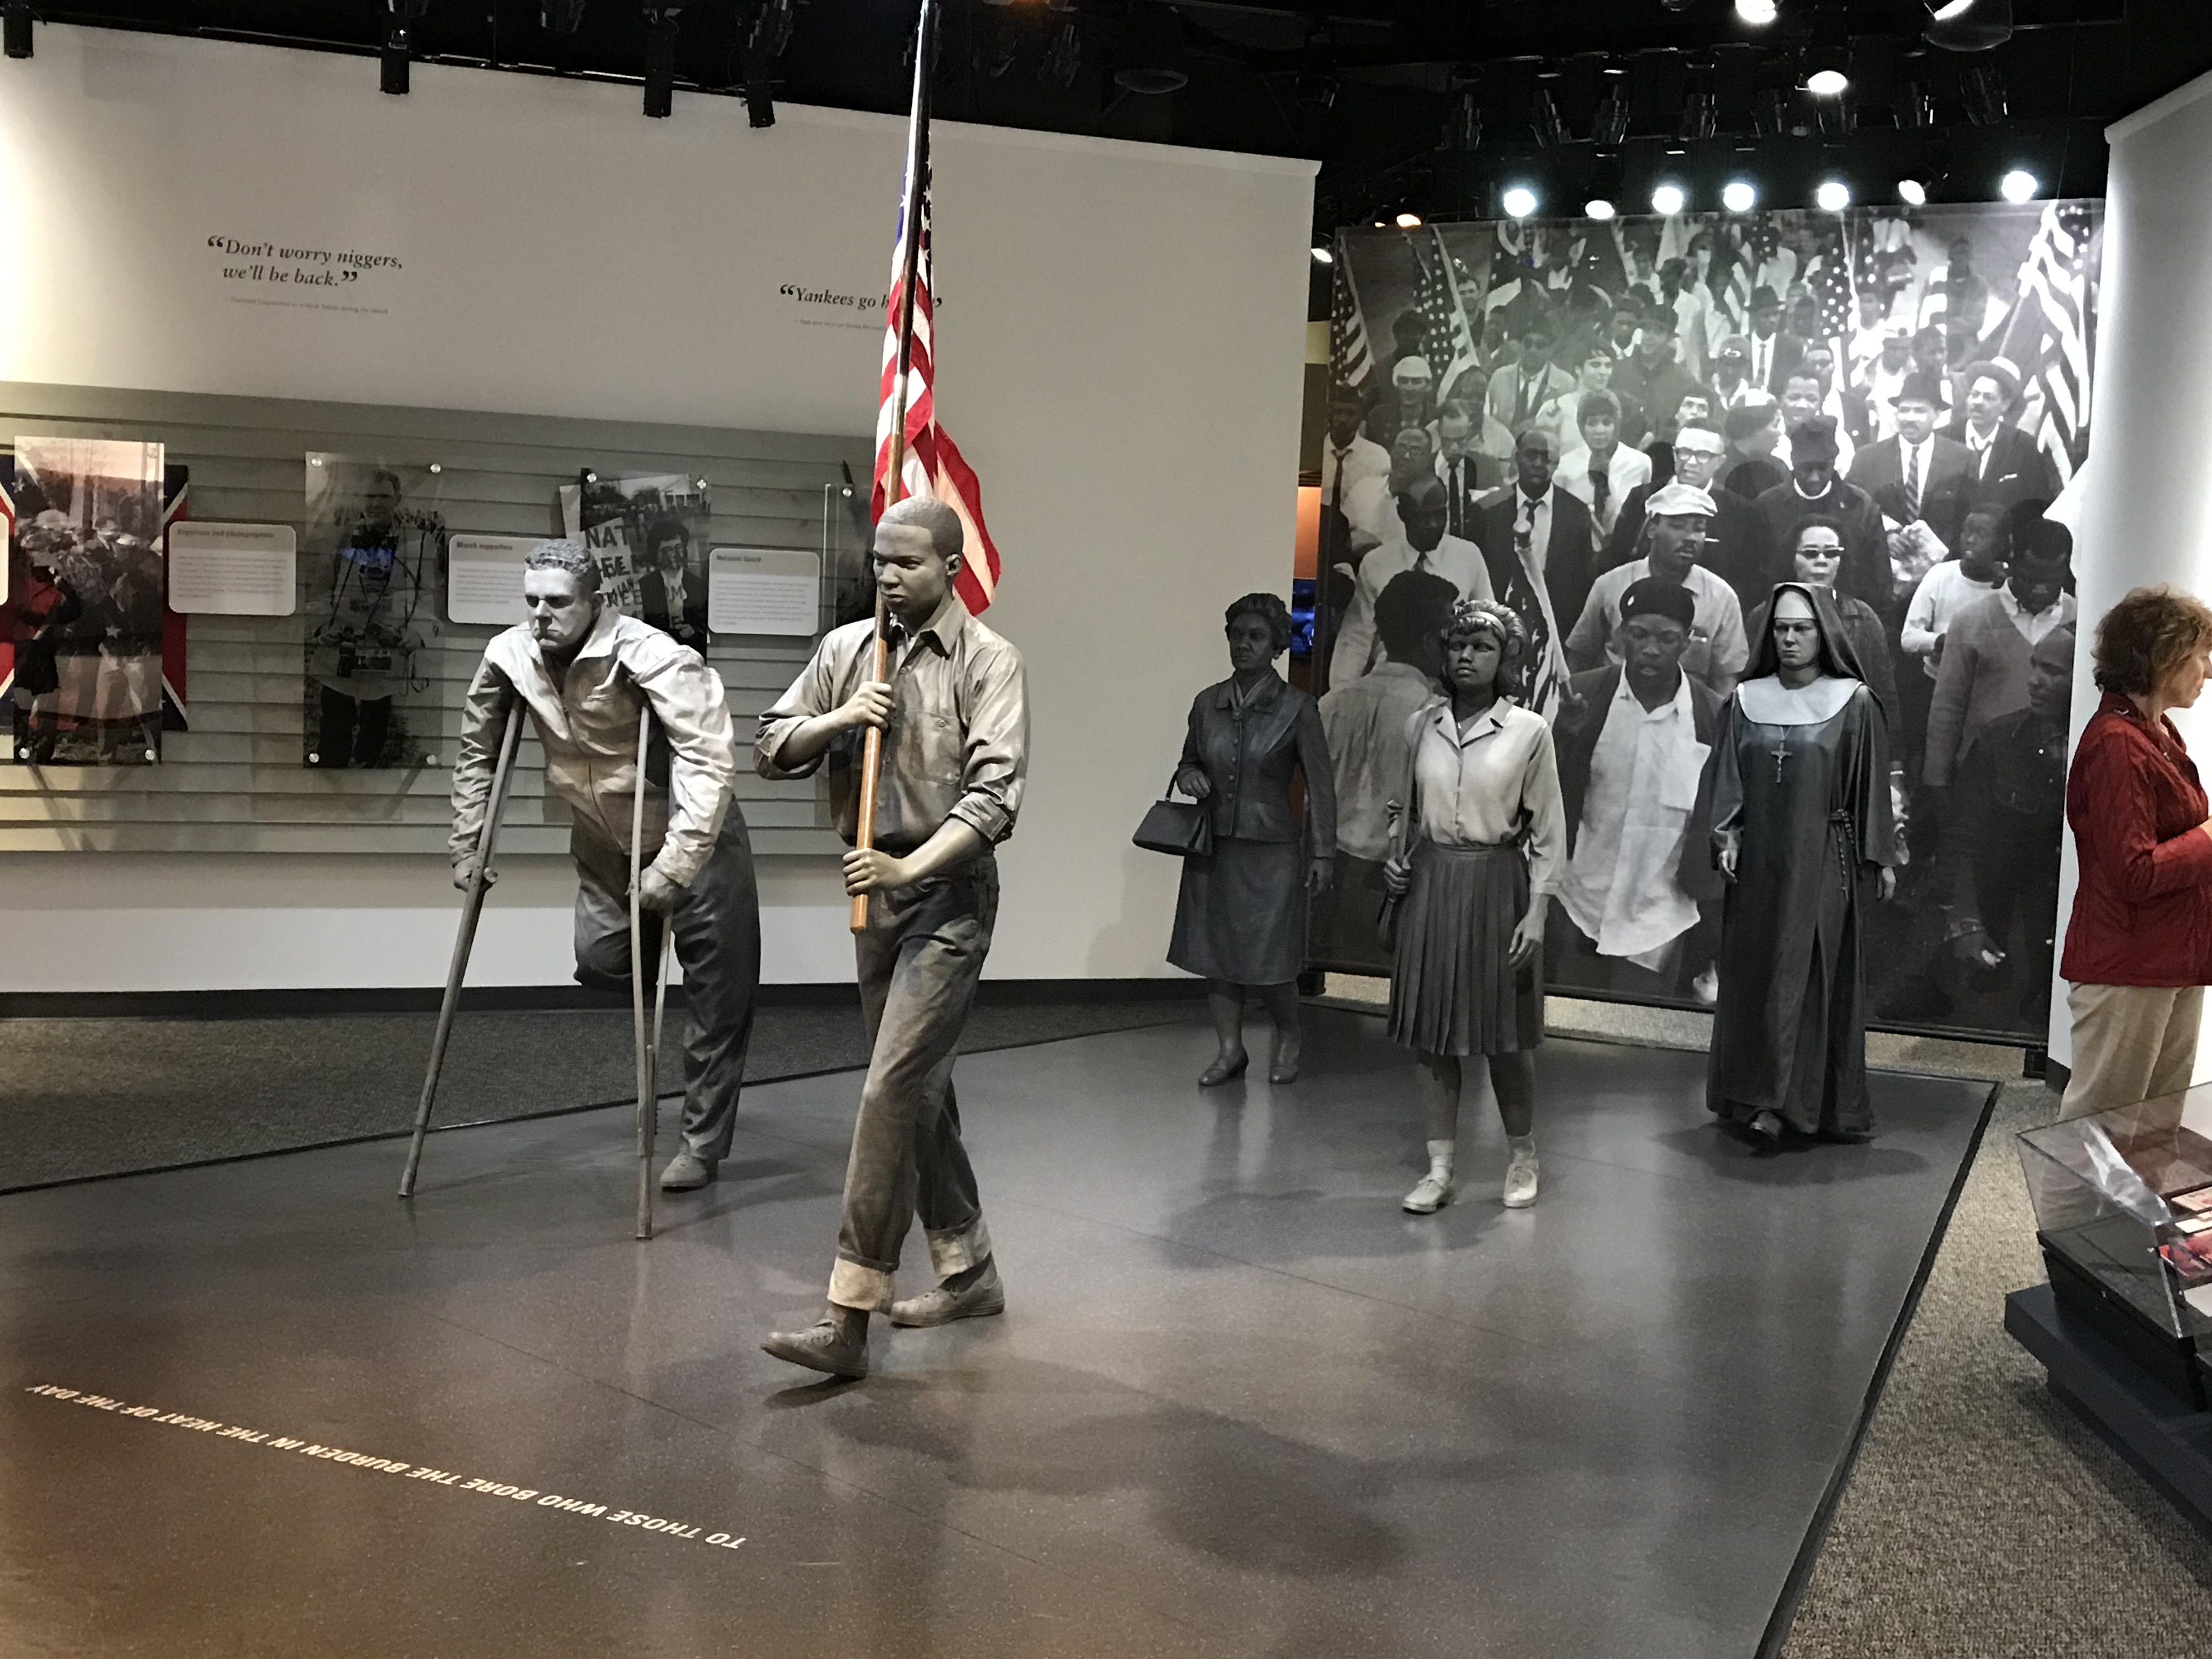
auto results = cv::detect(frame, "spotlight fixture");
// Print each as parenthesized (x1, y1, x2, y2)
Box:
(1116, 0, 1188, 95)
(642, 4, 682, 118)
(1926, 0, 2013, 53)
(1722, 179, 1757, 212)
(1501, 184, 1539, 219)
(381, 0, 428, 95)
(1040, 17, 1081, 88)
(1815, 178, 1851, 211)
(2000, 168, 2039, 203)
(1752, 86, 1790, 138)
(1584, 197, 1617, 222)
(1651, 183, 1687, 216)
(1805, 68, 1848, 98)
(1530, 84, 1566, 149)
(1311, 243, 1335, 265)
(1735, 0, 1779, 25)
(541, 0, 588, 29)
(1961, 61, 2007, 125)
(2, 1, 30, 60)
(743, 0, 792, 123)
(1897, 177, 1929, 205)
(1897, 78, 1935, 128)
(1395, 211, 1424, 229)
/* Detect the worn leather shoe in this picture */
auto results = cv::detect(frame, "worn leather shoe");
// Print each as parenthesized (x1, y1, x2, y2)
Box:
(888, 1268, 1006, 1328)
(1402, 1172, 1452, 1214)
(761, 1319, 868, 1379)
(659, 1152, 718, 1191)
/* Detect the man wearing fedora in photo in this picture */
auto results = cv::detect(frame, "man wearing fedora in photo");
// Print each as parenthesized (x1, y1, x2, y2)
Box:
(1944, 359, 2059, 512)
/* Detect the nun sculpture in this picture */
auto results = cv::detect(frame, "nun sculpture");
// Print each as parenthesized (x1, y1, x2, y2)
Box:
(1707, 582, 1898, 1148)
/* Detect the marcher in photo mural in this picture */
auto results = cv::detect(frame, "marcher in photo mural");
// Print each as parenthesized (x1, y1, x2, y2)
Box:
(560, 472, 714, 648)
(1326, 199, 2101, 1042)
(302, 455, 445, 769)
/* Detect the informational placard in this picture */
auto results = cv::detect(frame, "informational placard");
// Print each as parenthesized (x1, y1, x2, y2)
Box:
(167, 522, 297, 616)
(707, 547, 819, 637)
(445, 533, 539, 627)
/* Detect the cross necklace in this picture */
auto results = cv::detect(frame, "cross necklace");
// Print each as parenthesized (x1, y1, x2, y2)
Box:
(1770, 738, 1792, 784)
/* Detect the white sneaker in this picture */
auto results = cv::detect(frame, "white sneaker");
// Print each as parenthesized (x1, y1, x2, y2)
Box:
(1502, 1148, 1540, 1208)
(1402, 1172, 1453, 1214)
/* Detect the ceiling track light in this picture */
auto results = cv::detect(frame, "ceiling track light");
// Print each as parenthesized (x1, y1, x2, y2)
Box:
(643, 3, 682, 119)
(1735, 0, 1779, 25)
(1961, 61, 2007, 126)
(381, 1, 428, 95)
(1926, 0, 2014, 53)
(1679, 87, 1718, 143)
(1584, 149, 1624, 220)
(1897, 79, 1935, 128)
(1296, 32, 1339, 115)
(1530, 84, 1566, 149)
(1501, 183, 1538, 219)
(1651, 182, 1687, 216)
(541, 0, 588, 30)
(2, 1, 31, 60)
(1722, 179, 1757, 212)
(1444, 84, 1482, 153)
(1590, 87, 1631, 148)
(1816, 177, 1851, 212)
(2000, 167, 2039, 203)
(1752, 86, 1790, 138)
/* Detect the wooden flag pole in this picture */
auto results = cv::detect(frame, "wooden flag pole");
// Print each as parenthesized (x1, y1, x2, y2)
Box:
(852, 0, 936, 934)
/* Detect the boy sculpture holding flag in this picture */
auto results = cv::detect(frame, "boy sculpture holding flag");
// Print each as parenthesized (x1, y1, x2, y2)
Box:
(755, 495, 1028, 1379)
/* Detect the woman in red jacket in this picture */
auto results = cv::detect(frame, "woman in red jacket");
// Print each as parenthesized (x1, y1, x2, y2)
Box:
(2059, 584, 2212, 1119)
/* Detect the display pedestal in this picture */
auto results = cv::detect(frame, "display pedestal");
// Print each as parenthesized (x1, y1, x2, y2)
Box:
(2006, 1283, 2212, 1540)
(2042, 1238, 2210, 1408)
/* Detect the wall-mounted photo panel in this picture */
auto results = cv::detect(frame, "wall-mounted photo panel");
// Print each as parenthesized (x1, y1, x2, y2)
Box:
(1322, 200, 2103, 1044)
(301, 454, 447, 769)
(168, 522, 297, 617)
(559, 472, 712, 648)
(707, 547, 819, 637)
(5, 435, 168, 765)
(445, 533, 540, 628)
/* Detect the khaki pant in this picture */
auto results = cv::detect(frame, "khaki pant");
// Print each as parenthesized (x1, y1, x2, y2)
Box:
(2057, 981, 2204, 1121)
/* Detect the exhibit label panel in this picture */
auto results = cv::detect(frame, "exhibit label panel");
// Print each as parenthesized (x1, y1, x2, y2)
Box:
(1323, 199, 2103, 1043)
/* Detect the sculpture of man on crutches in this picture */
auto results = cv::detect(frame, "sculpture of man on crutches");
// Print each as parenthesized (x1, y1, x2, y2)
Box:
(433, 539, 761, 1200)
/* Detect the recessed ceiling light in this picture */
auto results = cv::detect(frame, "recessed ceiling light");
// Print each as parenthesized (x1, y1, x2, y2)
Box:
(1723, 179, 1756, 212)
(1651, 183, 1687, 216)
(1816, 178, 1852, 211)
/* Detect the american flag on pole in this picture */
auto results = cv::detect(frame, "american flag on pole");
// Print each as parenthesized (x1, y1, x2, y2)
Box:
(1806, 215, 1858, 354)
(1413, 229, 1483, 397)
(1330, 244, 1374, 394)
(1985, 200, 2096, 486)
(871, 71, 1003, 616)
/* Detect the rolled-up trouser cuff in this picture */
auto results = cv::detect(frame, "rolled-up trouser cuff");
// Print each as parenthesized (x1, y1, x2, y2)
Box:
(926, 1215, 992, 1278)
(828, 1256, 895, 1313)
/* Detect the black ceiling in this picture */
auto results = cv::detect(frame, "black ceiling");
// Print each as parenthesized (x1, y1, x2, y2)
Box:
(18, 2, 2203, 228)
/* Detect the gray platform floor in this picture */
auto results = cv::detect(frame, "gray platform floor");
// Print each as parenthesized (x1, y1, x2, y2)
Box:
(0, 1011, 1990, 1658)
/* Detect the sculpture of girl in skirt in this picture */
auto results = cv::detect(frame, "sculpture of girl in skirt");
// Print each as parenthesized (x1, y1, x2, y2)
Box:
(1383, 598, 1567, 1211)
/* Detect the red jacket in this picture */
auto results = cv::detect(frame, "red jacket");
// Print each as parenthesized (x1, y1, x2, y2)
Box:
(2062, 693, 2212, 986)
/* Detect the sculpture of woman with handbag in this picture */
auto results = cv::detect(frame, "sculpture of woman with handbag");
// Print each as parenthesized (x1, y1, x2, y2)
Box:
(1383, 597, 1566, 1213)
(1164, 592, 1336, 1085)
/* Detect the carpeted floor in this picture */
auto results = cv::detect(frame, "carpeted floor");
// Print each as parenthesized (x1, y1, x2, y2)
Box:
(1780, 1078, 2212, 1657)
(0, 990, 1204, 1191)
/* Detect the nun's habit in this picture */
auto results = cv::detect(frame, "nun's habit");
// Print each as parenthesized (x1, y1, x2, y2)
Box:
(1706, 583, 1898, 1137)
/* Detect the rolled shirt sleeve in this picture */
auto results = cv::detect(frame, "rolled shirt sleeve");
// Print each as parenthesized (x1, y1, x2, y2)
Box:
(945, 633, 1029, 845)
(758, 622, 866, 782)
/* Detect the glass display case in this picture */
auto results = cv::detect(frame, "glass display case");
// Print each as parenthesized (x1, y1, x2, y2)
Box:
(2018, 1084, 2212, 1409)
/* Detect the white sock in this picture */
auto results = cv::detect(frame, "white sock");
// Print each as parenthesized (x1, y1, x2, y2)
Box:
(1425, 1139, 1456, 1181)
(1506, 1133, 1537, 1159)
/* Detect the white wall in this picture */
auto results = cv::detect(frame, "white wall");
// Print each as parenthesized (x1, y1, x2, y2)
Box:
(0, 26, 1315, 989)
(2046, 69, 2212, 1070)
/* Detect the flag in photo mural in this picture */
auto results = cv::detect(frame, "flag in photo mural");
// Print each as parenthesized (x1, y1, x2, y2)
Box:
(302, 454, 446, 769)
(2, 436, 167, 765)
(557, 472, 713, 648)
(1317, 200, 2103, 1048)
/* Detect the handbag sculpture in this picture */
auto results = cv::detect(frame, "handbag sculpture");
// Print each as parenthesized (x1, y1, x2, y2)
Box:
(1133, 772, 1214, 859)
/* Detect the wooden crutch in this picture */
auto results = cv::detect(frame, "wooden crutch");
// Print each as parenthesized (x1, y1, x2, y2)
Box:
(399, 702, 526, 1199)
(629, 700, 671, 1242)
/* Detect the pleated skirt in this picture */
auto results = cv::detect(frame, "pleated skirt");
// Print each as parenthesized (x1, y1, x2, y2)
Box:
(1166, 835, 1306, 986)
(1387, 840, 1543, 1057)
